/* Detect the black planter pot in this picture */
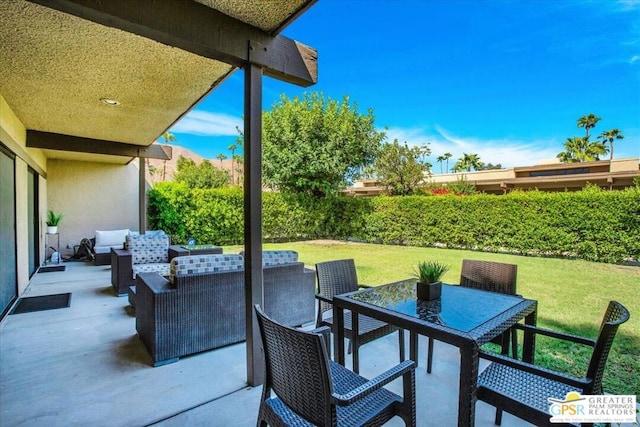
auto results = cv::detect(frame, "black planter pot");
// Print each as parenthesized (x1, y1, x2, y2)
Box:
(416, 281, 442, 300)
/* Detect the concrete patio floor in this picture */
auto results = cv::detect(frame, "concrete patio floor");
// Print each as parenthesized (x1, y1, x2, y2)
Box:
(0, 261, 533, 427)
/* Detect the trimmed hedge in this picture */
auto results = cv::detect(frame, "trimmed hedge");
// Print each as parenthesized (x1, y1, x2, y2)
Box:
(148, 182, 640, 263)
(360, 187, 640, 263)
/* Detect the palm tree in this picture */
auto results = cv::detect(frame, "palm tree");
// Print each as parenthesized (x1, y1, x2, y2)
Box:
(464, 153, 484, 171)
(454, 153, 484, 172)
(436, 155, 446, 174)
(556, 136, 608, 163)
(215, 153, 227, 169)
(444, 152, 452, 172)
(160, 132, 176, 180)
(452, 162, 466, 173)
(577, 114, 601, 139)
(598, 129, 624, 160)
(233, 154, 243, 186)
(585, 140, 608, 161)
(228, 143, 237, 184)
(147, 163, 160, 185)
(558, 137, 588, 163)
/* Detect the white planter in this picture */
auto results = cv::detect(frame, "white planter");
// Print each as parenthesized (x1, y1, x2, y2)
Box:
(47, 226, 58, 234)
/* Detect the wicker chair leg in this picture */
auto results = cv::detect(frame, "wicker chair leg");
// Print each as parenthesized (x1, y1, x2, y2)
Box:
(352, 339, 360, 374)
(427, 337, 434, 373)
(499, 331, 509, 355)
(401, 368, 417, 427)
(511, 329, 518, 358)
(398, 329, 406, 361)
(494, 408, 503, 425)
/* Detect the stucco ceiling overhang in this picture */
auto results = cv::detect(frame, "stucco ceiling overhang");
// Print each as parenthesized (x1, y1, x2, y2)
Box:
(0, 0, 317, 164)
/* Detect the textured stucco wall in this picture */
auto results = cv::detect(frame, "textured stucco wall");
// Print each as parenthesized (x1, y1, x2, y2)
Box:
(610, 158, 640, 173)
(46, 159, 141, 255)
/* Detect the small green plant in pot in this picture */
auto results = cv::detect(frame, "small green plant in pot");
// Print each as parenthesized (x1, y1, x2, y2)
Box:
(46, 210, 63, 234)
(413, 260, 449, 300)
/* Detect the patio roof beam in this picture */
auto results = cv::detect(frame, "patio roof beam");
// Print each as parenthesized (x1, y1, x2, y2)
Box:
(29, 0, 318, 87)
(26, 131, 171, 160)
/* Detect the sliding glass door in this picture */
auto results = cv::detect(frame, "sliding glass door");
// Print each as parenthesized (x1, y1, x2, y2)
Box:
(0, 145, 18, 317)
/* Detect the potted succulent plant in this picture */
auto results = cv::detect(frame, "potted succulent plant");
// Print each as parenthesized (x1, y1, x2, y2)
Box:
(46, 210, 63, 234)
(413, 260, 449, 300)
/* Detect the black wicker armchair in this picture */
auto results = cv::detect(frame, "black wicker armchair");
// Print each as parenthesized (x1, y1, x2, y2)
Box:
(316, 259, 405, 373)
(255, 305, 417, 427)
(477, 300, 630, 426)
(425, 259, 519, 373)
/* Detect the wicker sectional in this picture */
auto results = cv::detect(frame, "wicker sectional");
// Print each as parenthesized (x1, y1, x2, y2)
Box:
(135, 252, 316, 366)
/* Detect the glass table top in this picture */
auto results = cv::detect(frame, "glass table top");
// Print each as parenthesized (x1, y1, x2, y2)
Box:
(180, 244, 220, 250)
(348, 279, 523, 333)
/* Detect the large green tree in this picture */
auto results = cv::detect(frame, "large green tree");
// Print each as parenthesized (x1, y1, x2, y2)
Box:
(370, 140, 431, 195)
(262, 92, 385, 198)
(173, 155, 229, 189)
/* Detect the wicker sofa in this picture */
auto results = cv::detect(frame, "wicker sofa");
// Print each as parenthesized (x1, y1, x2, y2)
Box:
(135, 252, 316, 366)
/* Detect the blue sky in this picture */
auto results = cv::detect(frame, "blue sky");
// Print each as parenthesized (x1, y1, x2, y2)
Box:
(168, 0, 640, 169)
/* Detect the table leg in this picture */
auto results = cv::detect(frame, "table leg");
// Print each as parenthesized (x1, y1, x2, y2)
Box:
(352, 311, 359, 373)
(522, 308, 537, 363)
(409, 331, 418, 364)
(333, 304, 346, 366)
(458, 342, 478, 427)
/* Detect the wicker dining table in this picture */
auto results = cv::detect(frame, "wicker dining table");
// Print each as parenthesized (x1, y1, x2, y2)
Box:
(332, 279, 538, 427)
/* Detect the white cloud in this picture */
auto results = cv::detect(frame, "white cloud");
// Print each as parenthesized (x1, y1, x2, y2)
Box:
(630, 55, 640, 64)
(170, 110, 242, 137)
(616, 0, 640, 11)
(382, 125, 561, 168)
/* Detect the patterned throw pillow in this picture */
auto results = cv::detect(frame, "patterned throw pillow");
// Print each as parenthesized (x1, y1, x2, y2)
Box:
(127, 234, 169, 264)
(262, 250, 298, 266)
(170, 254, 244, 283)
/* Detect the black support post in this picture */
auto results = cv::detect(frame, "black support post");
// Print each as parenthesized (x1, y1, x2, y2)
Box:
(138, 158, 146, 234)
(243, 63, 264, 386)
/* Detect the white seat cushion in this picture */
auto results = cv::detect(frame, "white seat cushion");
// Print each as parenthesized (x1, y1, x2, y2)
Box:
(95, 229, 130, 248)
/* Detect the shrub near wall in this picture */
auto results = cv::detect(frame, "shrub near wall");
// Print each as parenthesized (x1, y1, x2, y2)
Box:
(360, 187, 640, 263)
(148, 183, 243, 244)
(147, 181, 192, 242)
(148, 184, 368, 244)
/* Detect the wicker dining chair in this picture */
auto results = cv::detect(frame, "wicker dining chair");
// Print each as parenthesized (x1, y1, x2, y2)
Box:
(255, 305, 417, 427)
(425, 259, 518, 373)
(477, 300, 629, 426)
(316, 259, 405, 373)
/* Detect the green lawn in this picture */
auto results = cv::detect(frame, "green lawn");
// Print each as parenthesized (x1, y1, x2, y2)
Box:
(225, 240, 640, 397)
